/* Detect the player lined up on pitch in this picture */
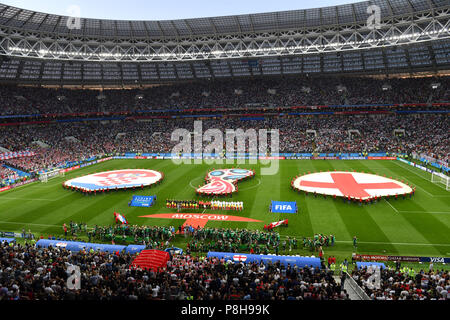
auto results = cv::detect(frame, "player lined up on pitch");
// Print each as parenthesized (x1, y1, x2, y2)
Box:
(210, 200, 244, 211)
(166, 199, 244, 211)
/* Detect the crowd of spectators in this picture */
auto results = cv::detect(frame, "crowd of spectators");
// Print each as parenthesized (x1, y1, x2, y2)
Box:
(0, 240, 350, 300)
(0, 113, 447, 175)
(0, 76, 448, 115)
(0, 75, 447, 175)
(0, 165, 19, 187)
(2, 239, 448, 300)
(351, 266, 449, 300)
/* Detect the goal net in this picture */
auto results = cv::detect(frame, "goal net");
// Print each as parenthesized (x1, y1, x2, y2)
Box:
(39, 169, 64, 183)
(431, 172, 450, 191)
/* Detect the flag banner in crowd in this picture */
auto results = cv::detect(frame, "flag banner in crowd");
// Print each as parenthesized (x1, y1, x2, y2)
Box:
(164, 247, 184, 256)
(356, 262, 386, 270)
(114, 212, 128, 225)
(129, 195, 156, 207)
(270, 201, 297, 214)
(0, 151, 35, 160)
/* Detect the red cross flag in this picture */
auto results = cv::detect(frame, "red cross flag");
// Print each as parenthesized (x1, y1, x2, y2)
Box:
(233, 255, 247, 262)
(292, 171, 412, 200)
(265, 219, 289, 230)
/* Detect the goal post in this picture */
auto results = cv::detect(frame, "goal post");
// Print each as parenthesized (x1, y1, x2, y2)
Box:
(431, 172, 450, 191)
(39, 169, 64, 183)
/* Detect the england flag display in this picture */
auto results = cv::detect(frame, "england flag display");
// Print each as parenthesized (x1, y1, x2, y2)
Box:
(292, 171, 413, 200)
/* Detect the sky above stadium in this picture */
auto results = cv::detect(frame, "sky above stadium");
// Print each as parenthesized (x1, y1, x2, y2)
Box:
(2, 0, 364, 20)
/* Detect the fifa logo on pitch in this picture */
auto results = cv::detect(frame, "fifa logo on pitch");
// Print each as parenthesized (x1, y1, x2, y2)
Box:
(367, 5, 381, 30)
(66, 5, 82, 30)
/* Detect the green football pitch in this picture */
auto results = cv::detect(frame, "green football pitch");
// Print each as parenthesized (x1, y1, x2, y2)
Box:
(0, 159, 449, 261)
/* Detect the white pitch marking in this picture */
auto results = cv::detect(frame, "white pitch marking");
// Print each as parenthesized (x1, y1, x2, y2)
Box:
(399, 211, 450, 214)
(189, 177, 203, 190)
(238, 178, 262, 191)
(392, 161, 448, 192)
(386, 164, 435, 197)
(0, 221, 61, 228)
(384, 199, 399, 213)
(0, 197, 60, 202)
(392, 161, 432, 181)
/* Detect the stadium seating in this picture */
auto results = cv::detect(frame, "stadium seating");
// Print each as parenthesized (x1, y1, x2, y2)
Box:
(0, 0, 448, 304)
(351, 267, 450, 300)
(0, 241, 350, 300)
(0, 77, 448, 115)
(0, 112, 448, 177)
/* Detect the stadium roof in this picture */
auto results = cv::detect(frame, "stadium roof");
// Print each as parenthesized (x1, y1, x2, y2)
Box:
(0, 0, 448, 38)
(0, 0, 448, 84)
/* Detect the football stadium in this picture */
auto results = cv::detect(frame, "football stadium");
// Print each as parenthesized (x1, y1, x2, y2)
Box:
(0, 0, 449, 305)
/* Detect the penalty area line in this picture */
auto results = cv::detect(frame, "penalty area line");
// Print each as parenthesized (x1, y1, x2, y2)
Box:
(379, 199, 448, 215)
(384, 199, 398, 213)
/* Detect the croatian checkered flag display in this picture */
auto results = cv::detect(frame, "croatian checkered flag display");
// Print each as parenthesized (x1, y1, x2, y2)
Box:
(0, 151, 35, 160)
